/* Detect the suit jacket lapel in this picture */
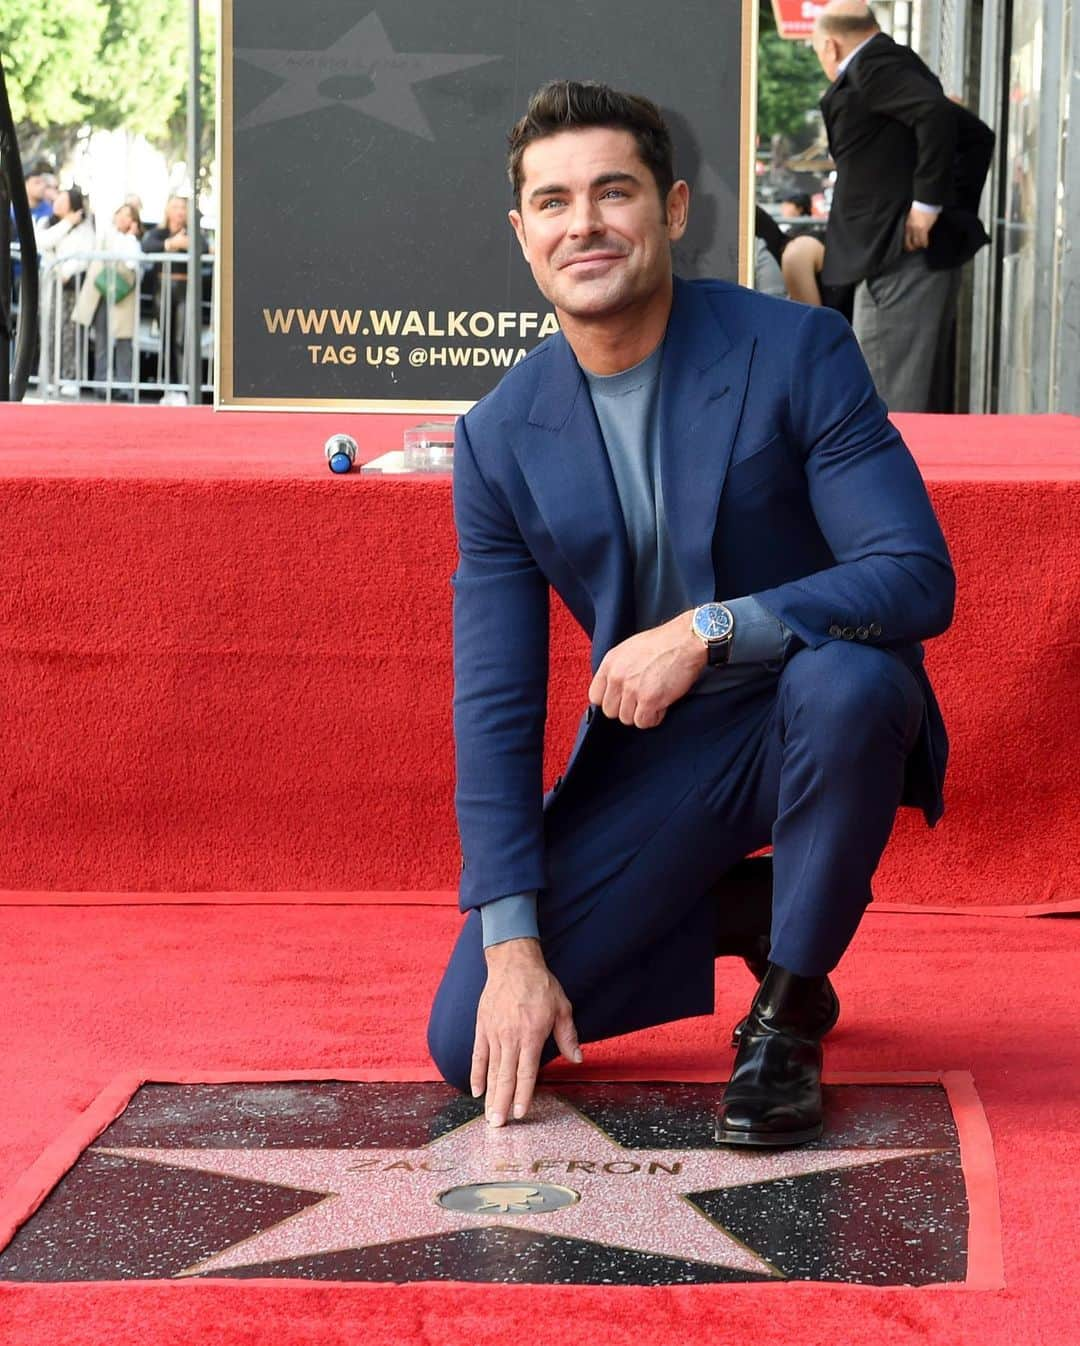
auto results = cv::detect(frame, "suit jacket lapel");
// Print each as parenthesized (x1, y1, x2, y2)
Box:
(659, 278, 755, 605)
(518, 335, 635, 655)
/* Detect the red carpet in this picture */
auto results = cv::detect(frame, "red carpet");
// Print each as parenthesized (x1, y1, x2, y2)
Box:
(2, 409, 1077, 1340)
(0, 900, 1077, 1344)
(1, 406, 1078, 907)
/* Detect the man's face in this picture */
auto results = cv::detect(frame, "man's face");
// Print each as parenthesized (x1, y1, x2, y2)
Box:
(24, 174, 44, 205)
(508, 127, 688, 322)
(780, 201, 800, 219)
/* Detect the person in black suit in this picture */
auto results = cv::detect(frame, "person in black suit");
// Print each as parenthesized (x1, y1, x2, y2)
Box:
(812, 1, 994, 412)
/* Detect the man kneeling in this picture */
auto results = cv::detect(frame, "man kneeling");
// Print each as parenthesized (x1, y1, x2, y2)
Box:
(427, 81, 954, 1147)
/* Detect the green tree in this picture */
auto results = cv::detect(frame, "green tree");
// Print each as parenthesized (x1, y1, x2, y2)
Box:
(165, 2, 217, 191)
(1, 0, 214, 174)
(86, 0, 187, 140)
(0, 0, 105, 154)
(757, 0, 828, 145)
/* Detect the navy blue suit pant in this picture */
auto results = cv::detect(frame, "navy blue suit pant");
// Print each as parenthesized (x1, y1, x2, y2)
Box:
(428, 643, 923, 1092)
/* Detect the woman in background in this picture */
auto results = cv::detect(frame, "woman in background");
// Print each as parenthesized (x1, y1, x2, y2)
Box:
(141, 195, 191, 402)
(37, 185, 95, 390)
(75, 202, 144, 400)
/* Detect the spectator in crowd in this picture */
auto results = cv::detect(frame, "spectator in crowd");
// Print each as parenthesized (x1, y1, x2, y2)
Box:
(755, 204, 855, 323)
(780, 192, 813, 220)
(141, 195, 191, 402)
(812, 0, 993, 411)
(74, 203, 144, 400)
(8, 161, 55, 293)
(36, 185, 95, 391)
(753, 204, 788, 298)
(781, 234, 828, 305)
(21, 162, 56, 226)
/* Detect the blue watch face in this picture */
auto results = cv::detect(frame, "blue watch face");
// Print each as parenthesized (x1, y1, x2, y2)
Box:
(695, 603, 733, 640)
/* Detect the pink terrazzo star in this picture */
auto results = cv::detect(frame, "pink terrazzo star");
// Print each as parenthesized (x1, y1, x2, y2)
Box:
(96, 1091, 931, 1277)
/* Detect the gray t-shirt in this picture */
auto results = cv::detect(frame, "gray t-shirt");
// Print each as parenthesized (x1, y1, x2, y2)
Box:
(582, 343, 685, 631)
(583, 343, 789, 696)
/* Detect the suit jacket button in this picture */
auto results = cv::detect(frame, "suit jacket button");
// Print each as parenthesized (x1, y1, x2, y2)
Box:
(870, 621, 882, 637)
(856, 626, 869, 640)
(842, 626, 856, 640)
(828, 623, 842, 637)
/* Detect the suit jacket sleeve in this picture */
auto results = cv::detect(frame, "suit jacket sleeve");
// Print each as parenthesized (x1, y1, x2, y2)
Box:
(952, 104, 996, 214)
(753, 305, 955, 648)
(452, 415, 550, 912)
(851, 49, 957, 206)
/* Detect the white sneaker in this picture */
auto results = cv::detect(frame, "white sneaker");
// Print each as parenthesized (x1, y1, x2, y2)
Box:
(59, 382, 80, 398)
(161, 391, 189, 406)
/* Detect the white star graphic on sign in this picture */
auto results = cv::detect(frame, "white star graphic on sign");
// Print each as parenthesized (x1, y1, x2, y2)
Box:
(235, 11, 501, 140)
(96, 1092, 932, 1278)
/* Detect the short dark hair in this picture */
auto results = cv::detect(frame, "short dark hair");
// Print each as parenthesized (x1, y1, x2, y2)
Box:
(782, 192, 812, 215)
(507, 80, 675, 206)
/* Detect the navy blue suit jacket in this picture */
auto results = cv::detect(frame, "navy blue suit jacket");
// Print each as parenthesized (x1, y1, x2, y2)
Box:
(452, 278, 955, 912)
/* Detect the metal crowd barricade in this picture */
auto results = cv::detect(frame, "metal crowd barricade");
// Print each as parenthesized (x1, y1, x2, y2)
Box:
(11, 245, 215, 403)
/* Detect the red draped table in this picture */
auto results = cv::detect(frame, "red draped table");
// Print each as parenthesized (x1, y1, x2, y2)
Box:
(0, 405, 1077, 909)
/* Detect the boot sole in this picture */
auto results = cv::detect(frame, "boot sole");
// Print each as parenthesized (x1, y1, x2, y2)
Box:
(714, 1121, 824, 1148)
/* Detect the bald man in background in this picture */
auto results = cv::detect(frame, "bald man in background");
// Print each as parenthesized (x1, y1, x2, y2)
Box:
(812, 1, 993, 412)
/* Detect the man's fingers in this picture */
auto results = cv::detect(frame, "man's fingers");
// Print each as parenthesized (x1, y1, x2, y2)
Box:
(587, 668, 606, 706)
(634, 706, 664, 729)
(470, 1032, 489, 1100)
(511, 1045, 544, 1121)
(485, 1039, 503, 1121)
(553, 1006, 583, 1065)
(487, 1046, 520, 1128)
(602, 681, 624, 720)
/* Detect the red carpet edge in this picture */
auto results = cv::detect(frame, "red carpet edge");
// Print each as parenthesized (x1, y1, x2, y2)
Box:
(0, 890, 1075, 917)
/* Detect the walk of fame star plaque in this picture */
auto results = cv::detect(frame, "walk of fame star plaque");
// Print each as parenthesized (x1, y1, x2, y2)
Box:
(0, 1075, 1003, 1287)
(217, 0, 754, 411)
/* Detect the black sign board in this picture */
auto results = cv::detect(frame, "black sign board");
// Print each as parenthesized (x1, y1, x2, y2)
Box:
(217, 0, 754, 411)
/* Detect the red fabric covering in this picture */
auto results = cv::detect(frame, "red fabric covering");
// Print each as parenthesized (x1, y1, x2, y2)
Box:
(1, 406, 1078, 905)
(0, 900, 1077, 1343)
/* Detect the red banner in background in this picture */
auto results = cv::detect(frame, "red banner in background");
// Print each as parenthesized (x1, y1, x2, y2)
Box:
(771, 0, 825, 39)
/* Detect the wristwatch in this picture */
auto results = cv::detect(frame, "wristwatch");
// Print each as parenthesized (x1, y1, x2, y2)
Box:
(692, 602, 736, 667)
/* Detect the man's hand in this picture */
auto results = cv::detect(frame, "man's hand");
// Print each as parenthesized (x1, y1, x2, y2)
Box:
(588, 610, 707, 728)
(472, 938, 581, 1127)
(904, 206, 939, 252)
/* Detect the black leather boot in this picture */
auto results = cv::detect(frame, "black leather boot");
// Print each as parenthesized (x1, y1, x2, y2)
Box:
(727, 947, 840, 1048)
(710, 857, 839, 1048)
(715, 963, 829, 1148)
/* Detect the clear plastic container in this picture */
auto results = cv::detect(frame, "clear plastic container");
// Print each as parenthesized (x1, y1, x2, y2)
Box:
(403, 420, 456, 472)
